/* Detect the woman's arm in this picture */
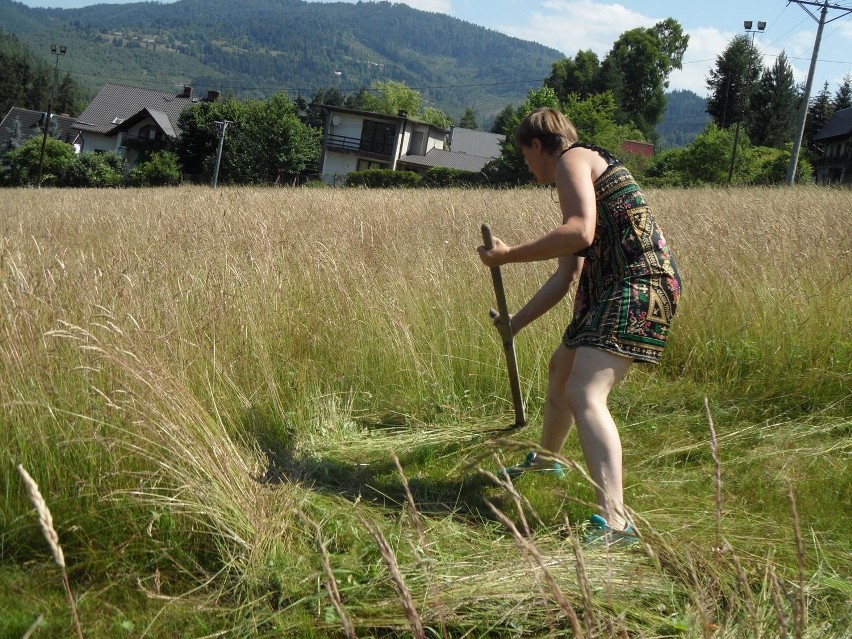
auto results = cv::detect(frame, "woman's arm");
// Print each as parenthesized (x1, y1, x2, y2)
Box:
(508, 255, 583, 334)
(478, 150, 599, 267)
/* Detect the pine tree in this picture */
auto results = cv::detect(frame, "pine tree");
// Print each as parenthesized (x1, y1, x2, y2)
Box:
(833, 74, 852, 110)
(55, 72, 77, 116)
(706, 35, 763, 129)
(747, 51, 799, 148)
(459, 107, 477, 130)
(805, 82, 835, 150)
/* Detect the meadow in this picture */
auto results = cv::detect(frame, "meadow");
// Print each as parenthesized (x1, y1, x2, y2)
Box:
(1, 185, 850, 638)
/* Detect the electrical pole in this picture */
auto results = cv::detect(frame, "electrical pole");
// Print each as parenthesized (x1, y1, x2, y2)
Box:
(211, 119, 233, 188)
(36, 44, 66, 188)
(786, 0, 852, 185)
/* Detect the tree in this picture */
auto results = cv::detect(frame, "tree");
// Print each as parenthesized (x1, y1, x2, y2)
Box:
(55, 72, 77, 116)
(805, 82, 835, 151)
(177, 93, 321, 185)
(65, 151, 125, 188)
(599, 18, 689, 141)
(545, 50, 602, 102)
(128, 151, 181, 186)
(459, 107, 478, 129)
(834, 74, 852, 110)
(563, 91, 644, 152)
(303, 86, 346, 129)
(2, 136, 76, 186)
(361, 80, 423, 117)
(490, 103, 517, 135)
(747, 51, 799, 148)
(706, 35, 763, 129)
(482, 87, 560, 186)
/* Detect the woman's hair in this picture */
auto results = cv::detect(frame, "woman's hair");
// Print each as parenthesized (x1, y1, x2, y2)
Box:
(515, 107, 579, 154)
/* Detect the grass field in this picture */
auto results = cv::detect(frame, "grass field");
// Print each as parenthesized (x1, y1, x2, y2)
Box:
(1, 185, 850, 638)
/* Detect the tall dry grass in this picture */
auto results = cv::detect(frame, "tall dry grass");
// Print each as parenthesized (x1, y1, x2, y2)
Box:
(1, 185, 850, 637)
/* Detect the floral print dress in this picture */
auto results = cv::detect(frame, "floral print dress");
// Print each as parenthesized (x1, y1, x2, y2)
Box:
(563, 143, 682, 364)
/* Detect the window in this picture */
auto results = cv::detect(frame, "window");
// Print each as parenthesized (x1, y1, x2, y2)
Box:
(357, 159, 387, 171)
(360, 120, 396, 155)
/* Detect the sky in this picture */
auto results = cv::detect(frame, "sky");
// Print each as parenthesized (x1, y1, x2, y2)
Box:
(18, 0, 852, 97)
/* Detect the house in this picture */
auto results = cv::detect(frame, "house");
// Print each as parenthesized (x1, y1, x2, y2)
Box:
(397, 126, 505, 175)
(813, 107, 852, 185)
(620, 140, 655, 157)
(319, 106, 448, 185)
(73, 83, 219, 166)
(0, 107, 80, 152)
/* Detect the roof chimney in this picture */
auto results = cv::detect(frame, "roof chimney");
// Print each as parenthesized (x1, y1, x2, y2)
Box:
(205, 90, 221, 102)
(181, 86, 192, 98)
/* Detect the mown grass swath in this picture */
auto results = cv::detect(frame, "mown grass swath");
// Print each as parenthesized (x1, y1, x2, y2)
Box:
(1, 186, 849, 637)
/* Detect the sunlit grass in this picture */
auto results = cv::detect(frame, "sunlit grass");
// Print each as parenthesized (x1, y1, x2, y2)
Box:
(2, 185, 849, 637)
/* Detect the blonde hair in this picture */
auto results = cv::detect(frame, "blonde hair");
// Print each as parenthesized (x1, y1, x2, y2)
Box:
(515, 107, 578, 154)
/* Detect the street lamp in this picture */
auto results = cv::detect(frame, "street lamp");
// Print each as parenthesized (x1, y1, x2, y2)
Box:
(36, 43, 67, 188)
(727, 20, 765, 185)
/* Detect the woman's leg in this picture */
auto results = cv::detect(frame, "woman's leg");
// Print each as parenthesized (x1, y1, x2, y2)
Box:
(540, 344, 576, 454)
(564, 347, 632, 530)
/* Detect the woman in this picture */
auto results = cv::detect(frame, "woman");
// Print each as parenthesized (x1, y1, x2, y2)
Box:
(477, 107, 681, 543)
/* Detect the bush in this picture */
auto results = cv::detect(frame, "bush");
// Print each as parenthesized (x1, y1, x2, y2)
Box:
(128, 151, 182, 187)
(345, 169, 422, 188)
(422, 166, 487, 187)
(1, 136, 76, 186)
(65, 151, 126, 188)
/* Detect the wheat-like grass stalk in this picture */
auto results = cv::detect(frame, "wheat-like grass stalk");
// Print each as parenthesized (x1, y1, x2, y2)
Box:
(358, 514, 425, 639)
(17, 464, 84, 639)
(485, 499, 585, 638)
(788, 483, 808, 639)
(706, 397, 723, 550)
(296, 510, 357, 639)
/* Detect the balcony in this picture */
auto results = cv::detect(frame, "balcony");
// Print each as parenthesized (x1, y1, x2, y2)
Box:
(324, 134, 394, 160)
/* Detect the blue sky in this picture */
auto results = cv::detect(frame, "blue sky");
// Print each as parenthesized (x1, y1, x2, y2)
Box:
(18, 0, 852, 96)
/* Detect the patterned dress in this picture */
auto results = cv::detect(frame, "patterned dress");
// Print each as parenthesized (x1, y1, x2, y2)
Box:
(563, 143, 682, 364)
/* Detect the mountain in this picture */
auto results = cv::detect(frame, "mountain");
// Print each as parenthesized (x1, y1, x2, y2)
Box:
(0, 0, 563, 122)
(657, 89, 710, 150)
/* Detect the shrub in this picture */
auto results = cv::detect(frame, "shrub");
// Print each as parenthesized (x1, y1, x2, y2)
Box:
(65, 151, 126, 188)
(128, 151, 182, 187)
(1, 136, 76, 186)
(422, 166, 487, 187)
(345, 169, 422, 188)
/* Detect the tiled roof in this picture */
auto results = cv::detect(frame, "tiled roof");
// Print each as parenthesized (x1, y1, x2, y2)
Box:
(0, 107, 79, 150)
(448, 127, 504, 159)
(814, 107, 852, 142)
(73, 83, 196, 135)
(398, 148, 492, 172)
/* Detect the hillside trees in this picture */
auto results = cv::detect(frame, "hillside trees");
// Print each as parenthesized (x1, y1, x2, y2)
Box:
(0, 31, 87, 116)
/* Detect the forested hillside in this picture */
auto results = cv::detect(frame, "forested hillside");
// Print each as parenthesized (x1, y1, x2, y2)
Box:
(657, 89, 710, 150)
(0, 0, 562, 122)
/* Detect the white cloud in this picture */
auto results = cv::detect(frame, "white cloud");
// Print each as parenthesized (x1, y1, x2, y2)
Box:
(495, 1, 657, 56)
(669, 27, 731, 95)
(398, 0, 453, 13)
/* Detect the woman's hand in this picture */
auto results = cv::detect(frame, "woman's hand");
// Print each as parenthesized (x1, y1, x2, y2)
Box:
(490, 309, 521, 336)
(477, 236, 511, 267)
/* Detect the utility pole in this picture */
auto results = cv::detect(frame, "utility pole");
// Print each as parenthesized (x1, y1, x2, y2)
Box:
(786, 0, 852, 185)
(36, 44, 66, 188)
(728, 20, 765, 185)
(211, 119, 233, 188)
